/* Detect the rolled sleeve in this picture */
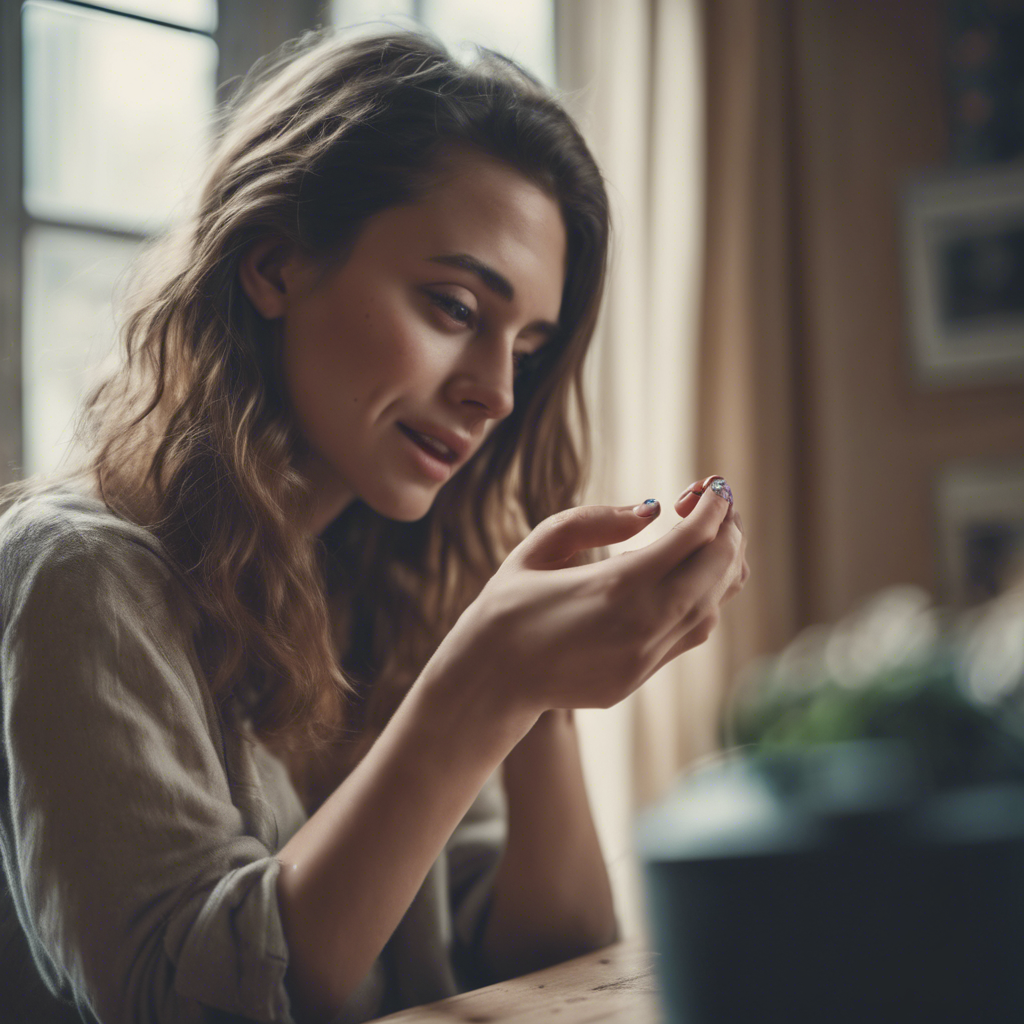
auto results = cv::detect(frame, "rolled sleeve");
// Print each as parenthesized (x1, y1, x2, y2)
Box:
(168, 857, 291, 1020)
(0, 507, 296, 1023)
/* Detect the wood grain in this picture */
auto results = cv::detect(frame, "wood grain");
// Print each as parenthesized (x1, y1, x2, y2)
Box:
(372, 941, 663, 1023)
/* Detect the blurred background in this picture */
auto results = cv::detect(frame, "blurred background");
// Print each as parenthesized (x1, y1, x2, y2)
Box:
(2, 0, 1023, 939)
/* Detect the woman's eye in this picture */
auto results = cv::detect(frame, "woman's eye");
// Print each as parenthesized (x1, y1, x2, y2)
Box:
(429, 291, 474, 327)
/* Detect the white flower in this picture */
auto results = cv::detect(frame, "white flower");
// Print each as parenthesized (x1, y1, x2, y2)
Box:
(822, 586, 939, 689)
(957, 583, 1024, 706)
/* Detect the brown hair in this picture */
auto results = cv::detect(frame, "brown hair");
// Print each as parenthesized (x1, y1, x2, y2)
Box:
(25, 29, 609, 806)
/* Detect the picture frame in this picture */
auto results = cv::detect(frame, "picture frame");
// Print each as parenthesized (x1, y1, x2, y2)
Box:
(936, 460, 1024, 607)
(901, 162, 1024, 386)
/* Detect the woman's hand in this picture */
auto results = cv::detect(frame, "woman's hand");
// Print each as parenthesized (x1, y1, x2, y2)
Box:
(277, 485, 745, 1019)
(431, 479, 749, 720)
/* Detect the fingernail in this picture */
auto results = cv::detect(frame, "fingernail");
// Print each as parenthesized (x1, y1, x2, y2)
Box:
(634, 498, 660, 518)
(708, 477, 734, 505)
(675, 480, 703, 504)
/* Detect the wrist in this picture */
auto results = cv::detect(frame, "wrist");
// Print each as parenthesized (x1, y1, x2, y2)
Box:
(536, 708, 574, 727)
(501, 707, 580, 791)
(508, 708, 575, 753)
(414, 639, 541, 761)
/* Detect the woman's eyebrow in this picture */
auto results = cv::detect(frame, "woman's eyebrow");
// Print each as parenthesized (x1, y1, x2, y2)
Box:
(427, 252, 515, 301)
(426, 252, 560, 338)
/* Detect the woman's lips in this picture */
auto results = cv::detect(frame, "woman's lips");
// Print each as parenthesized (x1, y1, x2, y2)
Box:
(396, 424, 460, 483)
(397, 423, 457, 462)
(398, 420, 472, 462)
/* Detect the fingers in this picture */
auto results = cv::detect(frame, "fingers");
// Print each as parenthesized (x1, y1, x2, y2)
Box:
(649, 611, 720, 676)
(600, 475, 748, 684)
(665, 520, 741, 612)
(721, 499, 744, 534)
(648, 516, 746, 652)
(674, 475, 734, 518)
(675, 488, 702, 519)
(517, 501, 661, 570)
(626, 483, 732, 582)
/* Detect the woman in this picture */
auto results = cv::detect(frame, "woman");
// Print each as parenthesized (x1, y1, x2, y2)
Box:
(0, 27, 748, 1024)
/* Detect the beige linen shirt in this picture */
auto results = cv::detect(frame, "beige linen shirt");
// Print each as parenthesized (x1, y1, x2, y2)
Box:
(0, 488, 506, 1024)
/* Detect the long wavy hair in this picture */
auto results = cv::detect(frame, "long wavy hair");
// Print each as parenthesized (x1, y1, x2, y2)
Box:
(18, 29, 610, 806)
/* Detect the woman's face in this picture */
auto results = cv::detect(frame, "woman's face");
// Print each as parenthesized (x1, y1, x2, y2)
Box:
(246, 148, 567, 532)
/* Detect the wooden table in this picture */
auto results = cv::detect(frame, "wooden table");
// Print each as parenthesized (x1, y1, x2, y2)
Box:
(373, 941, 664, 1022)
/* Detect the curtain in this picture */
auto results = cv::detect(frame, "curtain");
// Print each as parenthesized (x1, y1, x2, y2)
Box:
(692, 0, 804, 755)
(555, 0, 706, 939)
(557, 0, 805, 935)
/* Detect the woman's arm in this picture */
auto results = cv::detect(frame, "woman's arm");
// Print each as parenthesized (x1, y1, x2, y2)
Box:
(478, 709, 617, 981)
(278, 491, 746, 1021)
(275, 657, 539, 1022)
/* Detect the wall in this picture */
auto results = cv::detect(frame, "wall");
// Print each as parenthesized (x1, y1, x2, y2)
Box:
(794, 0, 1024, 625)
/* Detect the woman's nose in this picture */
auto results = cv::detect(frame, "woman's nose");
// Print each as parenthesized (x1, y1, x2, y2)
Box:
(447, 339, 516, 422)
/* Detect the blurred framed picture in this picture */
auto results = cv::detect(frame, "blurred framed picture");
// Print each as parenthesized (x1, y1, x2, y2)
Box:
(937, 461, 1024, 607)
(902, 163, 1024, 386)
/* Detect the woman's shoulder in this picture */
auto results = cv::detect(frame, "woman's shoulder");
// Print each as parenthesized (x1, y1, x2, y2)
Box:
(0, 480, 184, 617)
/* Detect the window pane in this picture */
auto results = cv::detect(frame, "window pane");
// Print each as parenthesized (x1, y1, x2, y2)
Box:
(419, 0, 554, 86)
(331, 0, 416, 25)
(23, 1, 217, 234)
(96, 0, 217, 32)
(22, 226, 138, 477)
(331, 0, 555, 87)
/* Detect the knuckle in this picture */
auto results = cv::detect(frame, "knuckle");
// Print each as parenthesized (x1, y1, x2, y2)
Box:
(697, 523, 719, 548)
(668, 587, 702, 627)
(725, 525, 742, 557)
(692, 612, 718, 645)
(675, 518, 717, 549)
(691, 596, 715, 628)
(618, 644, 648, 683)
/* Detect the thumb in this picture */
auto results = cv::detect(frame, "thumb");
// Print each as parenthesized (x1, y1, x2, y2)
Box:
(518, 500, 661, 569)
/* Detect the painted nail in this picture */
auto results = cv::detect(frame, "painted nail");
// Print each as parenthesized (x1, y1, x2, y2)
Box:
(678, 476, 735, 505)
(675, 480, 703, 504)
(634, 498, 660, 518)
(708, 477, 734, 505)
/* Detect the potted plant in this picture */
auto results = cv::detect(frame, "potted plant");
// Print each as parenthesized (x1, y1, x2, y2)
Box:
(636, 583, 1024, 1024)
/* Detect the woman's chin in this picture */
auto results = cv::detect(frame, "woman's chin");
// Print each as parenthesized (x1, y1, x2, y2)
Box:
(369, 488, 438, 523)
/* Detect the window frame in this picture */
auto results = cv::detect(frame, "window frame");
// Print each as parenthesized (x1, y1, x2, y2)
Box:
(1, 0, 24, 485)
(0, 0, 325, 486)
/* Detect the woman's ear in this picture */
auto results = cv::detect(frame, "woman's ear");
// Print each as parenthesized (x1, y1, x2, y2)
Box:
(238, 235, 302, 320)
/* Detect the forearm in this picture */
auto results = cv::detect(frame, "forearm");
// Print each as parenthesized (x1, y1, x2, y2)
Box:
(275, 660, 538, 1022)
(479, 709, 617, 982)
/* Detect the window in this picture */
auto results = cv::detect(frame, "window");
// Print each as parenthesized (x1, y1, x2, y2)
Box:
(2, 0, 554, 481)
(9, 0, 218, 478)
(330, 0, 555, 87)
(23, 1, 218, 232)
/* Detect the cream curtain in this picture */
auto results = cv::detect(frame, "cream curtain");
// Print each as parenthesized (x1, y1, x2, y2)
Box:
(557, 0, 805, 937)
(694, 0, 802, 710)
(555, 0, 707, 939)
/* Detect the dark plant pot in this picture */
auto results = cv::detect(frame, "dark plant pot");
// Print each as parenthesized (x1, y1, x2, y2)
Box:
(636, 741, 1024, 1024)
